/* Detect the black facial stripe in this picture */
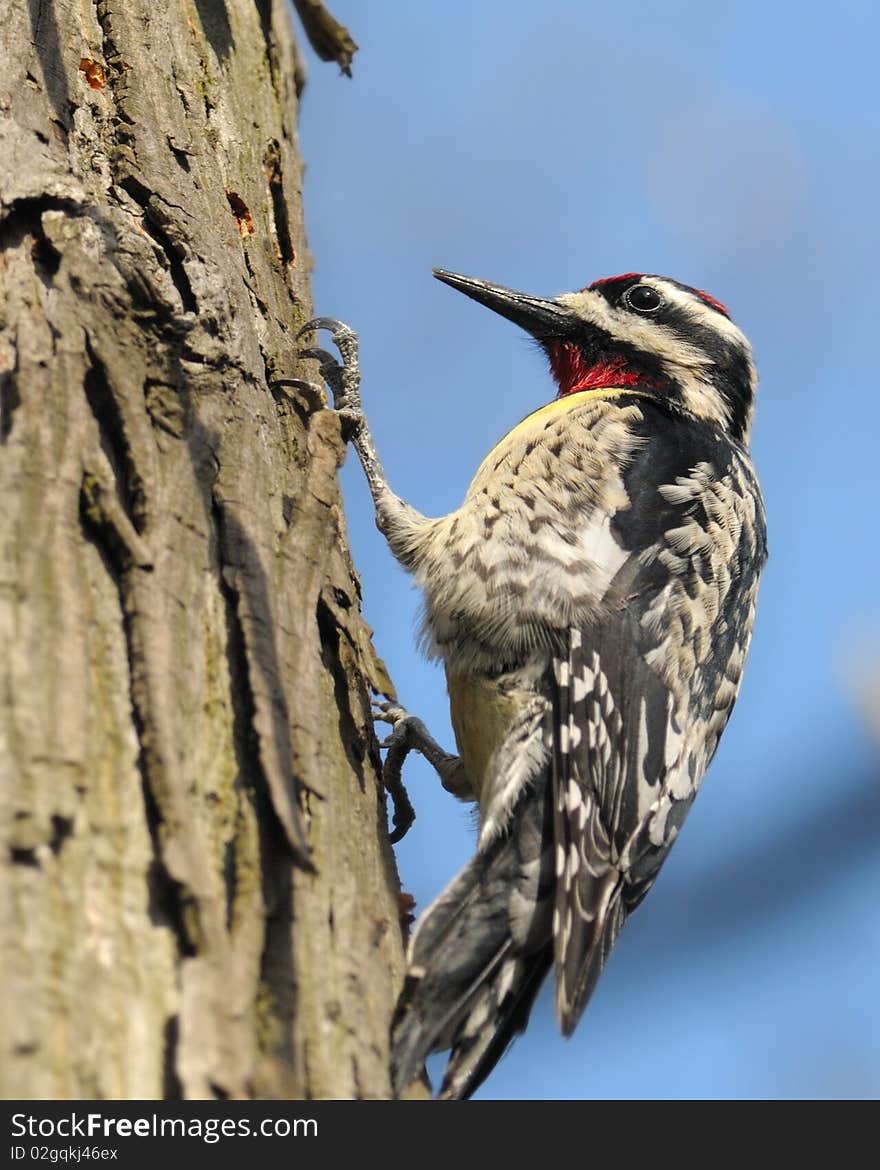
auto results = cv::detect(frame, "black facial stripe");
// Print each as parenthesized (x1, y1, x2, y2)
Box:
(588, 275, 645, 306)
(623, 302, 748, 380)
(662, 277, 731, 318)
(563, 306, 752, 440)
(590, 275, 731, 321)
(658, 305, 731, 361)
(561, 322, 685, 403)
(641, 304, 754, 440)
(578, 274, 755, 442)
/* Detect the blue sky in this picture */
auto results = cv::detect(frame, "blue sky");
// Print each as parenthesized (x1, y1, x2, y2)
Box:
(297, 1, 880, 1098)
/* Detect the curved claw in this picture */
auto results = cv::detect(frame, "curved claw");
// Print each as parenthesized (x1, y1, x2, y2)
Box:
(385, 753, 416, 844)
(270, 377, 326, 405)
(298, 347, 340, 368)
(297, 315, 363, 435)
(373, 700, 406, 726)
(370, 699, 416, 843)
(271, 377, 322, 391)
(298, 316, 352, 339)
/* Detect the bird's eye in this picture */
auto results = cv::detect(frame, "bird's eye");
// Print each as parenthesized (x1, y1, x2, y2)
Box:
(623, 285, 663, 313)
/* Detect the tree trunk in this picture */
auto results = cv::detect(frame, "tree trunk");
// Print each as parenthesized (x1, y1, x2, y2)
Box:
(0, 0, 406, 1099)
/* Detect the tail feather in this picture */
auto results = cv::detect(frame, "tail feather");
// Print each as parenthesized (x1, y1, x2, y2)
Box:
(390, 788, 554, 1099)
(555, 882, 624, 1035)
(438, 944, 553, 1100)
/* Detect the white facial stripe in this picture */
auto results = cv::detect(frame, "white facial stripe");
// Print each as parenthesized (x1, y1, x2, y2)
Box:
(559, 279, 753, 358)
(557, 284, 743, 428)
(649, 279, 750, 346)
(674, 371, 731, 427)
(652, 280, 758, 402)
(557, 288, 713, 372)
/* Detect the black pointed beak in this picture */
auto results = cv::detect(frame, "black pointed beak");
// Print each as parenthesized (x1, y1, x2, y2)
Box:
(433, 269, 574, 339)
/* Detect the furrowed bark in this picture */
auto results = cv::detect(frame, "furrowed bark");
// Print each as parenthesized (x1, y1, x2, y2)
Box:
(0, 0, 406, 1099)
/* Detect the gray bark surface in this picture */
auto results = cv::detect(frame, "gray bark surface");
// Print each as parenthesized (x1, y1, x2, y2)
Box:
(0, 0, 407, 1099)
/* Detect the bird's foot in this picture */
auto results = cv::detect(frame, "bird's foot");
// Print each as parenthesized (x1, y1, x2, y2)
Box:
(298, 317, 364, 435)
(374, 700, 474, 805)
(373, 701, 418, 843)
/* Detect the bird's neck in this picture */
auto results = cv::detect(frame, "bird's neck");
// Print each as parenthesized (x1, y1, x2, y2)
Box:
(548, 340, 661, 398)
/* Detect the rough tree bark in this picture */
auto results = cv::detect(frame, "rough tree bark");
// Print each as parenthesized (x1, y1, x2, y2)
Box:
(0, 0, 408, 1099)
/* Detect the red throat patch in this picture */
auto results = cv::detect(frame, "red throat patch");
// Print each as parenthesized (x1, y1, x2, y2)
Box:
(548, 341, 645, 397)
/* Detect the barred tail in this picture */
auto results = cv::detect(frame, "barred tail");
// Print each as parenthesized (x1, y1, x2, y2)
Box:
(391, 788, 554, 1100)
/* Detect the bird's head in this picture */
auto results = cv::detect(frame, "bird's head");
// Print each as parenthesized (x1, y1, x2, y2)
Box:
(434, 269, 757, 443)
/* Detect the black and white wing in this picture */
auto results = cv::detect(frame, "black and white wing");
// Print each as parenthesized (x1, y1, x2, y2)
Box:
(550, 415, 767, 1031)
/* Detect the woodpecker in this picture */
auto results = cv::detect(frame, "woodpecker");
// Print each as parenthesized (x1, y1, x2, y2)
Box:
(300, 268, 767, 1100)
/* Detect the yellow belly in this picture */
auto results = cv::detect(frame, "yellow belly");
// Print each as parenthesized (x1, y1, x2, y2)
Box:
(446, 669, 531, 817)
